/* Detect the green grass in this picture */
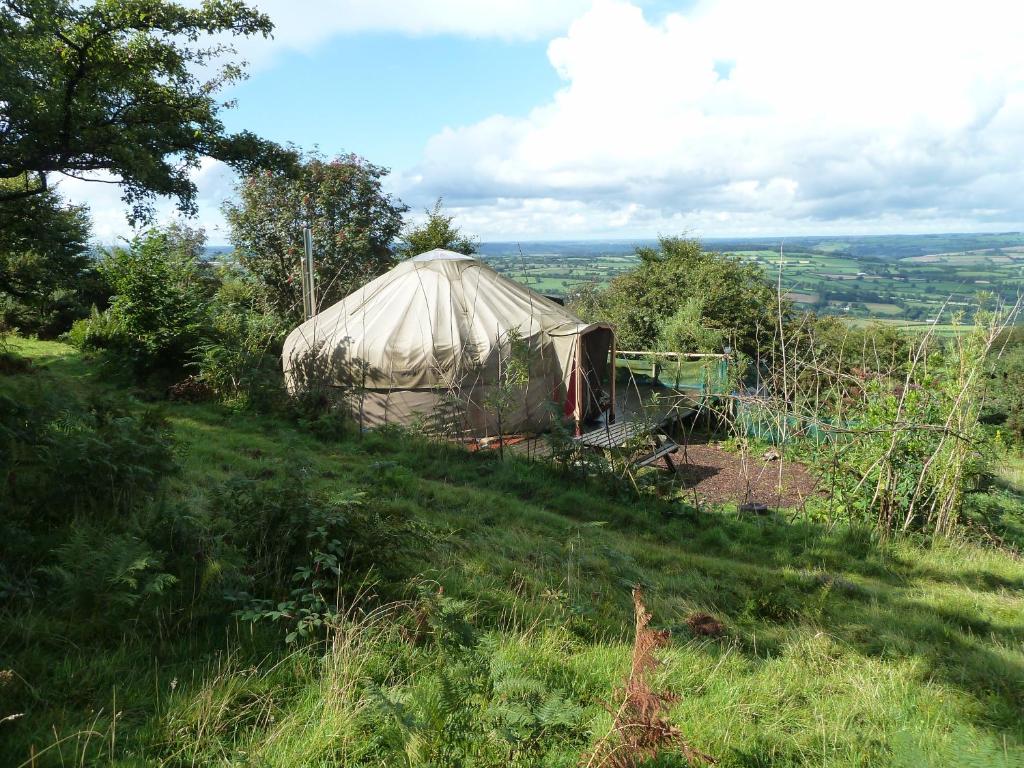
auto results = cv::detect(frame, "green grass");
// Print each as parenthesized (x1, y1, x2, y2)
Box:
(785, 291, 820, 304)
(863, 302, 904, 315)
(844, 318, 972, 336)
(995, 451, 1024, 494)
(2, 339, 1023, 767)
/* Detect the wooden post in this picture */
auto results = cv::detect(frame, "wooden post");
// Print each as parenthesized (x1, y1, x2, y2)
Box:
(574, 338, 583, 436)
(609, 334, 616, 424)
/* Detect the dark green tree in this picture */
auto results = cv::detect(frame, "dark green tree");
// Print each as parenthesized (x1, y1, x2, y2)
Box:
(580, 237, 785, 355)
(397, 197, 478, 259)
(987, 330, 1024, 444)
(224, 153, 408, 317)
(565, 281, 605, 322)
(0, 174, 97, 335)
(95, 223, 210, 374)
(0, 0, 292, 223)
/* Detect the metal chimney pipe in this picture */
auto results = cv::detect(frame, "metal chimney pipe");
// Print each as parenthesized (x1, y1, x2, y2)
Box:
(301, 225, 316, 319)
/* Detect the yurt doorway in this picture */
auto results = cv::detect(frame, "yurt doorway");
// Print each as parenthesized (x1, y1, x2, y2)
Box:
(577, 326, 615, 425)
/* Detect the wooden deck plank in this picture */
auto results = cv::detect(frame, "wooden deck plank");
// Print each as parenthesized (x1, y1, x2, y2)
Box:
(574, 420, 645, 448)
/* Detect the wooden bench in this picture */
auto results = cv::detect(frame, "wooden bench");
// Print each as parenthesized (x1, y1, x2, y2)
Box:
(574, 420, 679, 472)
(634, 440, 679, 468)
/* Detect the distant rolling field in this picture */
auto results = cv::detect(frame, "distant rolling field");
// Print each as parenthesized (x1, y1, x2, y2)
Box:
(479, 232, 1024, 326)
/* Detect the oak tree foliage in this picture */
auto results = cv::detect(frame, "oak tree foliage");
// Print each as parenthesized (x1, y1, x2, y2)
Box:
(224, 153, 408, 317)
(397, 197, 478, 259)
(0, 174, 96, 335)
(0, 0, 293, 223)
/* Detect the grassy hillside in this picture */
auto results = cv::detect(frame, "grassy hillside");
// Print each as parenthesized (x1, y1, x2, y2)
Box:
(2, 338, 1023, 767)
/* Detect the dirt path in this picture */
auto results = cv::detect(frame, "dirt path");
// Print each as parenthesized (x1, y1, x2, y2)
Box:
(660, 438, 821, 509)
(472, 433, 821, 510)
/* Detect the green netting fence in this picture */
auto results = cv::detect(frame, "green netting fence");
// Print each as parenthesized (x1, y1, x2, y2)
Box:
(613, 354, 731, 393)
(614, 353, 844, 445)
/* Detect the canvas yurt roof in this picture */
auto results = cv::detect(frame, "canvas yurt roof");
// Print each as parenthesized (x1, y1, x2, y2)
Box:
(282, 249, 614, 434)
(283, 249, 606, 389)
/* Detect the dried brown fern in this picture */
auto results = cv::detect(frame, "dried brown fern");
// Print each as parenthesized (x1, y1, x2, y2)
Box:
(582, 587, 715, 767)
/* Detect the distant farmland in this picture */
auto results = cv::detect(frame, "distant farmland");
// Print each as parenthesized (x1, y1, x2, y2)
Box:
(478, 232, 1024, 324)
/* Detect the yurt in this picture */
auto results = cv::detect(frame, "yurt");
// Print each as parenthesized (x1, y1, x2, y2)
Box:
(282, 249, 615, 436)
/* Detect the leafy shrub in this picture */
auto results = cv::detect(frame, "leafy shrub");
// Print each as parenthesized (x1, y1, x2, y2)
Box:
(193, 266, 288, 405)
(985, 343, 1024, 445)
(744, 312, 1002, 538)
(72, 225, 211, 378)
(659, 296, 725, 354)
(65, 304, 125, 351)
(1, 393, 175, 519)
(212, 470, 434, 637)
(39, 523, 177, 631)
(574, 236, 783, 355)
(742, 576, 803, 623)
(51, 402, 173, 515)
(823, 334, 991, 535)
(0, 390, 176, 607)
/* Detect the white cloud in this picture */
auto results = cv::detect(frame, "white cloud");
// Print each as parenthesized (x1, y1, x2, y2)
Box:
(55, 159, 236, 244)
(58, 0, 1024, 241)
(400, 0, 1024, 238)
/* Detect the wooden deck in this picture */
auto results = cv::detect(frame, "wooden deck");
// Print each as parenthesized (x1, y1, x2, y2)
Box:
(503, 437, 553, 459)
(574, 420, 647, 449)
(458, 382, 702, 461)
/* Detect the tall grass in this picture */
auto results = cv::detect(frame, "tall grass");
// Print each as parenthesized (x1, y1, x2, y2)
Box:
(995, 450, 1024, 493)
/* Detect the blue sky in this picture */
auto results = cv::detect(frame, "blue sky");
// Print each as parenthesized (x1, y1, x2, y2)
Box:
(61, 0, 1024, 244)
(221, 35, 561, 171)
